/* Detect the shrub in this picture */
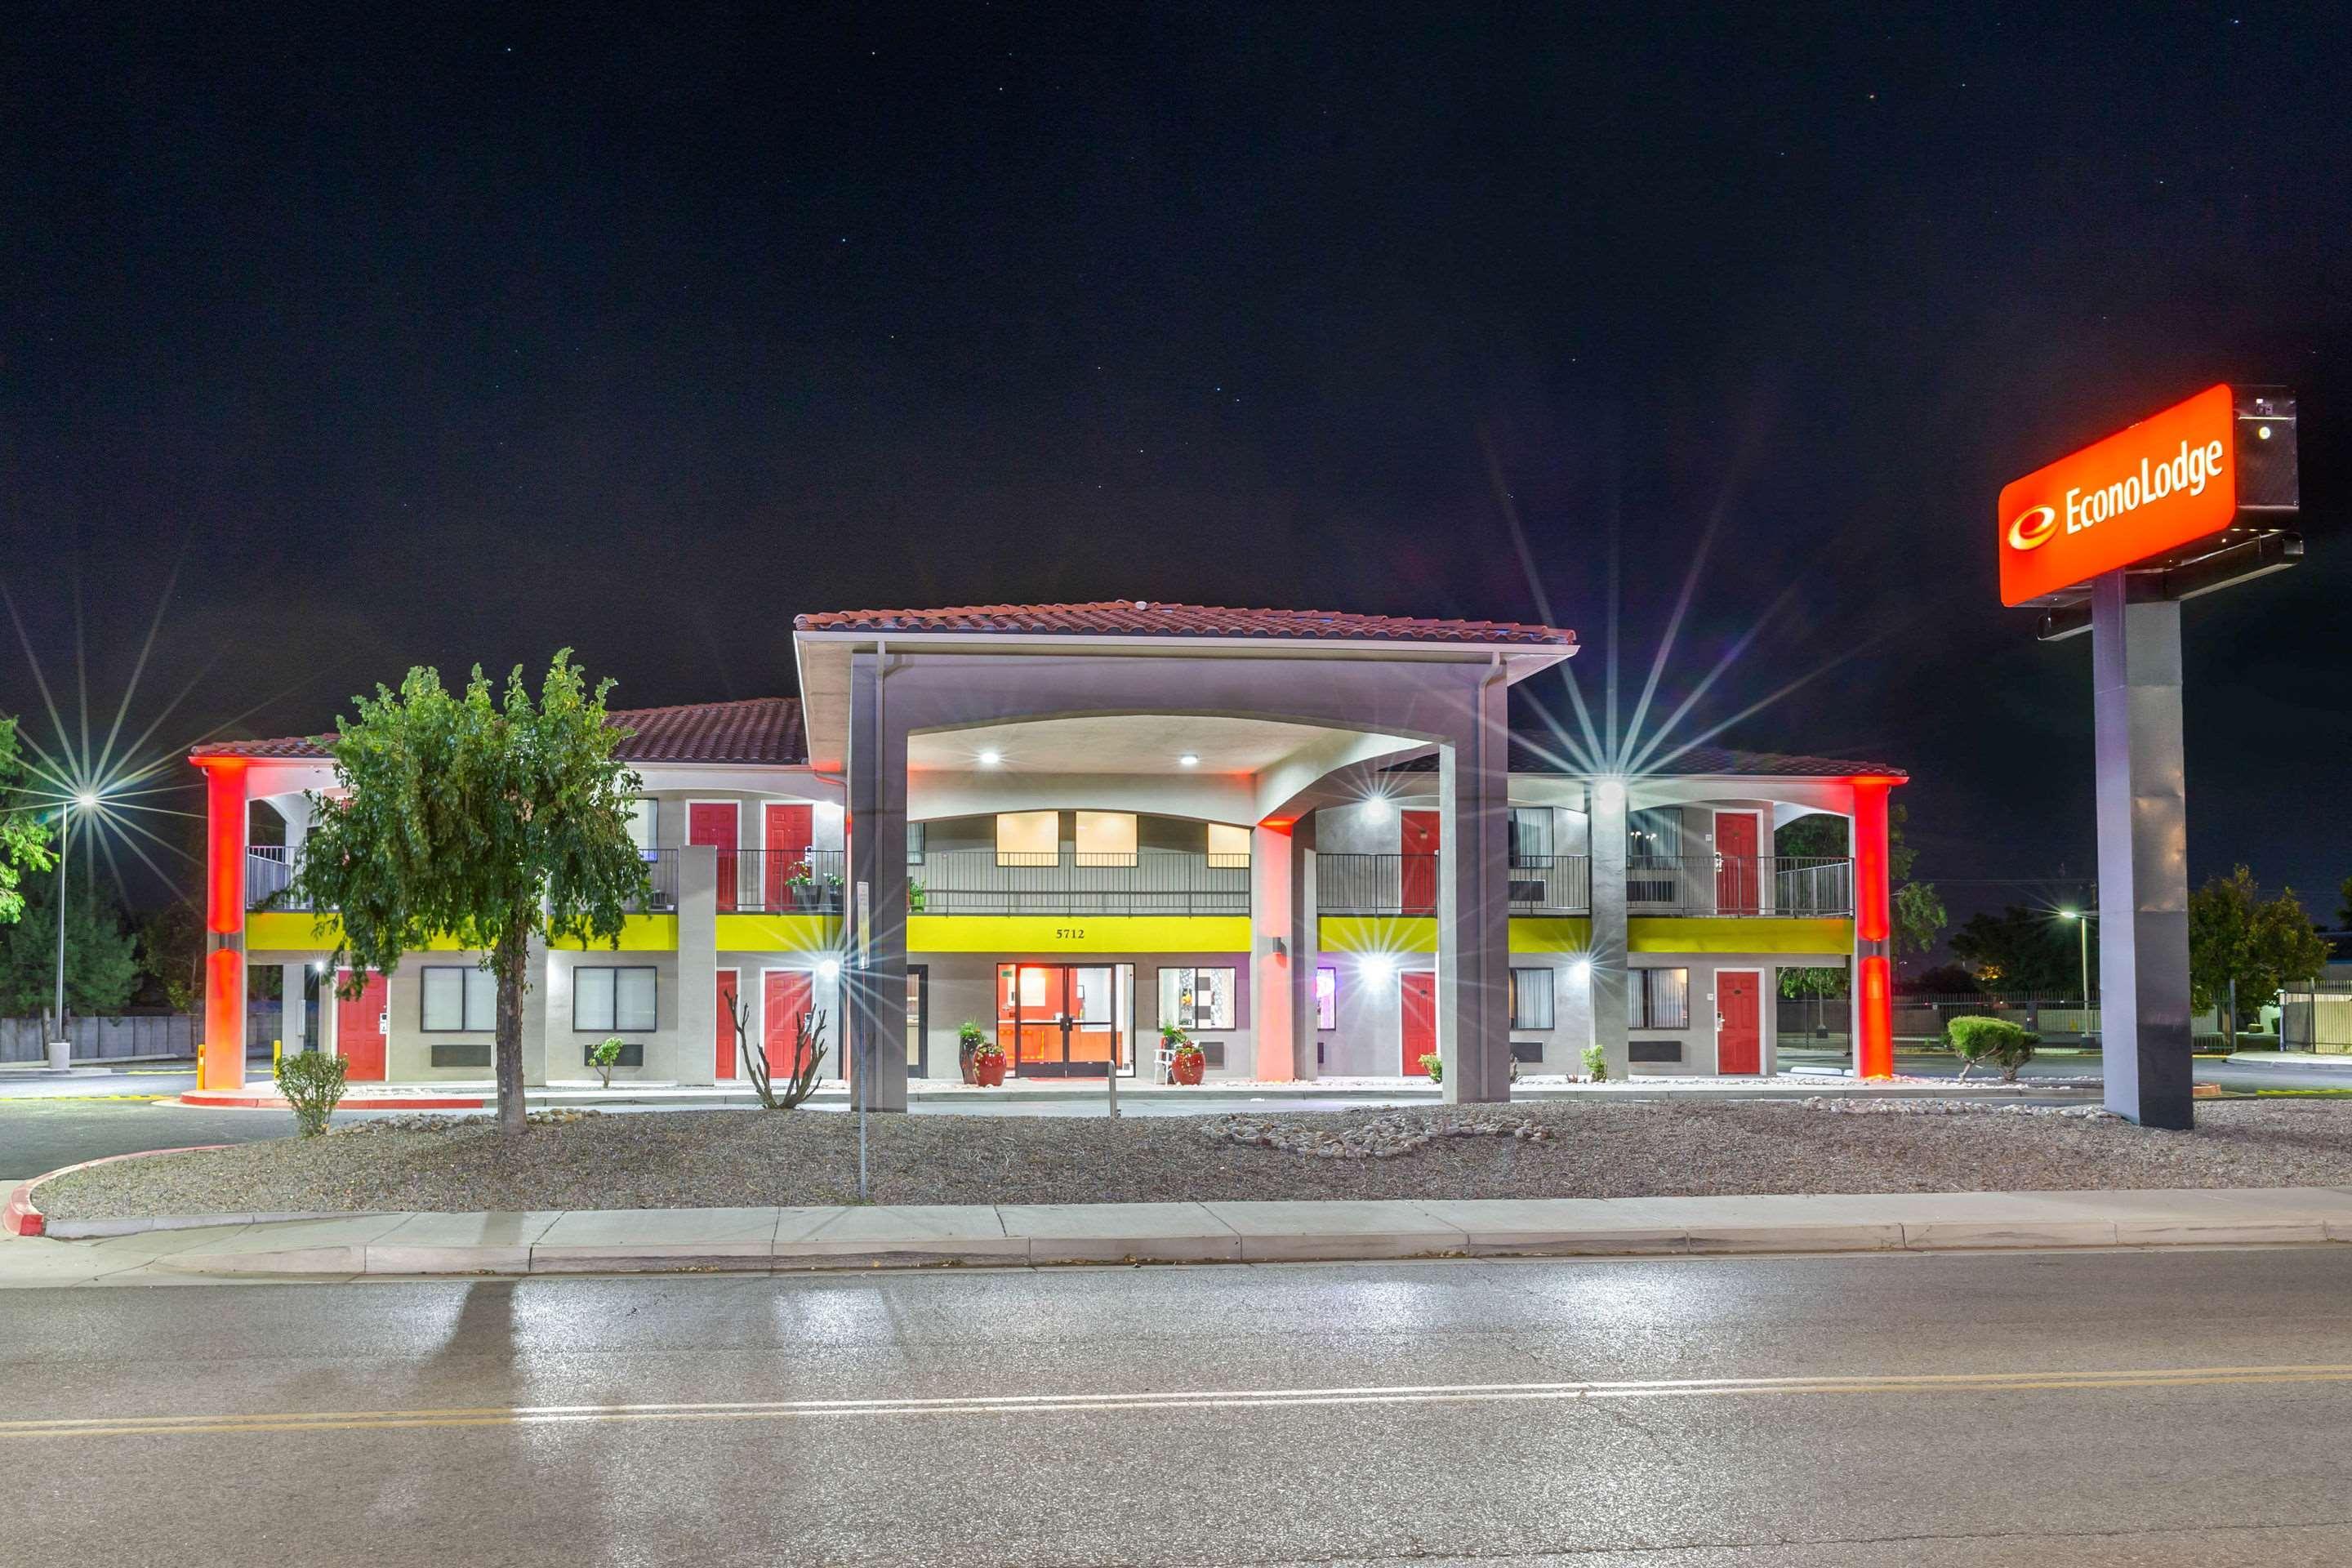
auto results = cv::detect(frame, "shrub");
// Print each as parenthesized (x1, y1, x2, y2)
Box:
(588, 1036, 626, 1089)
(1419, 1051, 1443, 1084)
(276, 1049, 348, 1137)
(1582, 1043, 1608, 1082)
(1949, 1015, 2038, 1082)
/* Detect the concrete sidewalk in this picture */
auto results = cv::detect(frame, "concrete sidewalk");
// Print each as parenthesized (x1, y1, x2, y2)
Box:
(6, 1186, 2349, 1285)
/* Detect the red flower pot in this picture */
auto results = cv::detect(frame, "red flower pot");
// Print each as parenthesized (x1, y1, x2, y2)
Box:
(974, 1054, 1007, 1087)
(1172, 1051, 1205, 1086)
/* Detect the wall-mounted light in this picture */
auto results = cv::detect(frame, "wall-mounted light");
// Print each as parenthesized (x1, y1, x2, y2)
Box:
(1595, 777, 1625, 808)
(978, 749, 1003, 767)
(1362, 798, 1393, 822)
(1178, 753, 1200, 768)
(1569, 958, 1592, 981)
(818, 958, 842, 980)
(1360, 953, 1396, 984)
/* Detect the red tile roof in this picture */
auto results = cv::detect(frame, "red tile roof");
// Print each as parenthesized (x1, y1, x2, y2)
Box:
(793, 600, 1577, 646)
(190, 697, 808, 767)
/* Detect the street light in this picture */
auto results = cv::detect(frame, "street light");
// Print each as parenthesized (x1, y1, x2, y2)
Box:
(2058, 909, 2097, 1012)
(51, 792, 101, 1066)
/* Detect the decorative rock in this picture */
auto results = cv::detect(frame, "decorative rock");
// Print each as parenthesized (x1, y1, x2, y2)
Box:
(1197, 1108, 1556, 1160)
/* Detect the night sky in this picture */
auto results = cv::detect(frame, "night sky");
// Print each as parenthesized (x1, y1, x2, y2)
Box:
(4, 5, 2348, 933)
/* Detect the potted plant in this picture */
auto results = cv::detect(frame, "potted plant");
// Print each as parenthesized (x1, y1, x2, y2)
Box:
(956, 1020, 987, 1085)
(907, 879, 928, 914)
(969, 1035, 1008, 1088)
(1164, 1023, 1205, 1085)
(1419, 1051, 1443, 1085)
(783, 858, 816, 911)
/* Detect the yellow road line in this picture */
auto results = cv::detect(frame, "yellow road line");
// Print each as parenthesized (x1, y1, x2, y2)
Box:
(10, 1364, 2351, 1441)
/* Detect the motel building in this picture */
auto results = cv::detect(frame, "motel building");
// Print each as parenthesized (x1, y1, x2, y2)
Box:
(190, 603, 1901, 1103)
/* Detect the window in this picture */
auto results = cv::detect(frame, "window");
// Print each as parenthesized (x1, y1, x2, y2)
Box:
(1509, 967, 1556, 1030)
(1159, 966, 1236, 1031)
(421, 965, 497, 1031)
(1508, 808, 1554, 866)
(906, 822, 927, 865)
(1206, 822, 1252, 869)
(573, 966, 658, 1033)
(1631, 968, 1690, 1030)
(1628, 808, 1685, 905)
(996, 809, 1058, 866)
(1074, 810, 1138, 866)
(1316, 965, 1338, 1030)
(625, 798, 658, 853)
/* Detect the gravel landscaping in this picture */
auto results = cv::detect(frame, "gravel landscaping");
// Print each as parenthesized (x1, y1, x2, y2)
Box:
(33, 1098, 2352, 1219)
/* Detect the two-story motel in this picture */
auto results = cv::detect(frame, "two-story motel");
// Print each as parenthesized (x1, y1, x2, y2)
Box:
(192, 602, 1901, 1102)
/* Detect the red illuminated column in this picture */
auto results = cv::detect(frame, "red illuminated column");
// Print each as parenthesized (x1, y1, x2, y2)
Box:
(201, 760, 249, 1092)
(1851, 776, 1899, 1080)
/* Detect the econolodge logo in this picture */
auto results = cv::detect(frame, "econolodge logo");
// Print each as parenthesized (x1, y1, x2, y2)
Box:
(2006, 505, 2057, 552)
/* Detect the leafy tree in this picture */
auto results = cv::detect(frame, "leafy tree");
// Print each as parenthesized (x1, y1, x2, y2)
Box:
(135, 902, 204, 1013)
(1774, 814, 1845, 859)
(0, 873, 141, 1018)
(2188, 866, 2328, 1050)
(292, 653, 648, 1135)
(1777, 965, 1846, 1000)
(1901, 962, 1981, 996)
(0, 717, 56, 927)
(1894, 880, 1946, 960)
(1949, 905, 2084, 996)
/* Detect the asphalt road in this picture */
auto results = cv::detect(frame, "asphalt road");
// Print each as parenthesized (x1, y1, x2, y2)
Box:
(6, 1247, 2352, 1564)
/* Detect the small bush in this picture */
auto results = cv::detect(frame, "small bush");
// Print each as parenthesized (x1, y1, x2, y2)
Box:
(588, 1036, 626, 1089)
(1419, 1052, 1443, 1085)
(276, 1049, 348, 1137)
(1582, 1043, 1608, 1082)
(1949, 1015, 2038, 1082)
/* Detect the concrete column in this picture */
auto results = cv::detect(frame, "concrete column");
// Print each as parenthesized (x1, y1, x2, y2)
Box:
(1250, 822, 1312, 1081)
(519, 933, 551, 1086)
(281, 964, 307, 1055)
(677, 844, 719, 1088)
(1290, 814, 1318, 1080)
(199, 760, 249, 1091)
(1437, 669, 1513, 1103)
(1589, 777, 1629, 1081)
(1851, 777, 1896, 1080)
(846, 650, 911, 1111)
(2091, 572, 2194, 1129)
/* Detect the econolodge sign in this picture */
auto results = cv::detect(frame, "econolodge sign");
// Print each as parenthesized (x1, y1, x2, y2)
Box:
(1997, 383, 2238, 606)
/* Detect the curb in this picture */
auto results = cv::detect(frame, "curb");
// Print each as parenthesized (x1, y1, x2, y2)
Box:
(179, 1091, 488, 1110)
(2, 1145, 234, 1238)
(48, 1193, 2350, 1277)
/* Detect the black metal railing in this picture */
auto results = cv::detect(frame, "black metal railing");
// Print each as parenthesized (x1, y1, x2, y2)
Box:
(628, 849, 681, 913)
(246, 846, 311, 911)
(913, 847, 1247, 915)
(715, 848, 846, 914)
(1317, 852, 1851, 916)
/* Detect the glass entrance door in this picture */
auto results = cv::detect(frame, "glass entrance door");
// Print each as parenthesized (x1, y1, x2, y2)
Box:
(997, 963, 1133, 1076)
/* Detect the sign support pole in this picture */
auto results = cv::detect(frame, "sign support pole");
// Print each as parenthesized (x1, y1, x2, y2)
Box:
(2090, 569, 2194, 1129)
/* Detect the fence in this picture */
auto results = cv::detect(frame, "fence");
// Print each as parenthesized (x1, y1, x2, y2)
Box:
(0, 1013, 199, 1064)
(916, 847, 1248, 915)
(2280, 988, 2352, 1054)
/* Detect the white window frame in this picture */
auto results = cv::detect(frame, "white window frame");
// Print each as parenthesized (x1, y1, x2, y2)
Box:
(1159, 965, 1238, 1031)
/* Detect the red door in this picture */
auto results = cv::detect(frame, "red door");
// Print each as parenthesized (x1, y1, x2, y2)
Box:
(764, 802, 813, 912)
(715, 969, 739, 1079)
(764, 969, 814, 1080)
(1717, 970, 1761, 1075)
(1400, 970, 1437, 1076)
(690, 802, 740, 911)
(1716, 813, 1760, 915)
(1400, 810, 1441, 916)
(336, 969, 388, 1082)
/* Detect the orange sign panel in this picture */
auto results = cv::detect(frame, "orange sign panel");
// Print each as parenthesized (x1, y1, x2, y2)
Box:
(1998, 384, 2237, 606)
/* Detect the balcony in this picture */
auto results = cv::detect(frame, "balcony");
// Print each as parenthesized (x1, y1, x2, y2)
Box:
(249, 846, 688, 915)
(1316, 853, 1852, 917)
(913, 847, 1249, 916)
(715, 849, 846, 915)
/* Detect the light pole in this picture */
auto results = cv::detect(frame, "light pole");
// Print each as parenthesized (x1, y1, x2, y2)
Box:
(49, 791, 99, 1068)
(2060, 908, 2097, 1038)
